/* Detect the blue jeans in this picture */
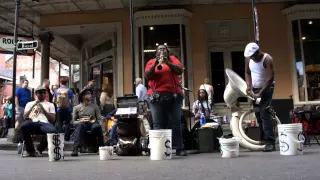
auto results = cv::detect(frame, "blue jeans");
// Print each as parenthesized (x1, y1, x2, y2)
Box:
(3, 117, 10, 137)
(110, 122, 118, 142)
(253, 86, 275, 143)
(148, 93, 184, 149)
(73, 122, 104, 148)
(56, 109, 71, 140)
(20, 121, 57, 153)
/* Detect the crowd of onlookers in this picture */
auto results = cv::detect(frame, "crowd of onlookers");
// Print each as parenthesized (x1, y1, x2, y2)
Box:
(0, 76, 152, 157)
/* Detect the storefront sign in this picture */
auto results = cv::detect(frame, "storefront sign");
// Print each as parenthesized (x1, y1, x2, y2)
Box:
(0, 33, 34, 56)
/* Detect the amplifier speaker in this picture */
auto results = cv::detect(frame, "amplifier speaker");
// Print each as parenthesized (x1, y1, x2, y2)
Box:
(197, 128, 220, 153)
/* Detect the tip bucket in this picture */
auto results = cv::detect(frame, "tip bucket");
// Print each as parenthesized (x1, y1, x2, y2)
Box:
(278, 123, 304, 156)
(149, 129, 172, 160)
(219, 137, 240, 158)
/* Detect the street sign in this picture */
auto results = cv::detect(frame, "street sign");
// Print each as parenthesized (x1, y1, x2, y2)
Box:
(17, 40, 38, 50)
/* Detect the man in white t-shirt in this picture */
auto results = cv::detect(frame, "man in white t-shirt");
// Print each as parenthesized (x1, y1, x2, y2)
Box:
(244, 42, 275, 152)
(199, 78, 214, 107)
(20, 86, 57, 157)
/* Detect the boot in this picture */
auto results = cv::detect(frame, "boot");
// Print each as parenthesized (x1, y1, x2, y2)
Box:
(176, 149, 187, 156)
(71, 147, 79, 156)
(263, 142, 275, 152)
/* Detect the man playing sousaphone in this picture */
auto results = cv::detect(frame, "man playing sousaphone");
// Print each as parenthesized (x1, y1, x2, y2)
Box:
(244, 42, 275, 152)
(71, 88, 105, 156)
(20, 86, 57, 157)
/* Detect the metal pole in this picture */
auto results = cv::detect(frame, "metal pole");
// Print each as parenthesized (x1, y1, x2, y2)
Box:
(32, 50, 35, 78)
(11, 0, 21, 124)
(252, 0, 259, 45)
(130, 0, 135, 94)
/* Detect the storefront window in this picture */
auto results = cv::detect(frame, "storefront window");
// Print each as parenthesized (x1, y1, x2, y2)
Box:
(292, 19, 320, 101)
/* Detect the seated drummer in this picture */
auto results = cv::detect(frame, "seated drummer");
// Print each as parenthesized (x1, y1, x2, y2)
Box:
(71, 88, 105, 156)
(105, 109, 118, 145)
(191, 88, 215, 131)
(20, 86, 57, 157)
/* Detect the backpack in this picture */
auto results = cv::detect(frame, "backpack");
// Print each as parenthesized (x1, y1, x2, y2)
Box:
(56, 88, 69, 108)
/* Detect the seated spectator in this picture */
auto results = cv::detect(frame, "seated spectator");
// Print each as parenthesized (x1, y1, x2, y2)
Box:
(71, 88, 104, 156)
(105, 109, 118, 145)
(20, 86, 57, 157)
(191, 88, 215, 131)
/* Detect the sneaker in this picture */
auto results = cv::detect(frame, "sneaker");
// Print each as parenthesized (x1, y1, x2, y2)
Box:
(263, 143, 275, 152)
(71, 148, 79, 156)
(26, 152, 37, 157)
(176, 149, 187, 156)
(36, 146, 43, 155)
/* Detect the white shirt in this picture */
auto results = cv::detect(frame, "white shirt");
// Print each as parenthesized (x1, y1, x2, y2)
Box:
(192, 100, 212, 118)
(249, 53, 268, 88)
(100, 92, 114, 106)
(199, 84, 213, 104)
(136, 84, 147, 101)
(24, 101, 56, 123)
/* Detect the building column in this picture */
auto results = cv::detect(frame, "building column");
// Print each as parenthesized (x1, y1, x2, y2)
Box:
(39, 30, 54, 84)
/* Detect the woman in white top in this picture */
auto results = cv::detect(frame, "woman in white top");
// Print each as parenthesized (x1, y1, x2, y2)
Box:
(192, 88, 213, 122)
(199, 78, 214, 107)
(100, 84, 115, 116)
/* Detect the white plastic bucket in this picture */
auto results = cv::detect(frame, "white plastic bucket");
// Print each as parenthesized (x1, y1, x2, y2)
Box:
(47, 133, 65, 162)
(149, 129, 172, 160)
(278, 123, 304, 156)
(219, 137, 240, 158)
(99, 146, 115, 160)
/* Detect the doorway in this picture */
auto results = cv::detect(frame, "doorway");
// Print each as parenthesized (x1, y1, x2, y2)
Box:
(209, 49, 247, 104)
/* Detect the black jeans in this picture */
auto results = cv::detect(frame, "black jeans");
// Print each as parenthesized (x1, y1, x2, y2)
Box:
(20, 121, 57, 153)
(3, 117, 11, 137)
(73, 122, 104, 148)
(56, 109, 71, 140)
(148, 93, 184, 150)
(253, 86, 275, 143)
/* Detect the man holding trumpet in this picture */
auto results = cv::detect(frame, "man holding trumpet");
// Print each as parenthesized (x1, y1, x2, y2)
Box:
(71, 88, 104, 156)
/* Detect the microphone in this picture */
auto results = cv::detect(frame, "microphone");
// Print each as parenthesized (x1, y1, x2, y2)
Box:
(157, 51, 164, 70)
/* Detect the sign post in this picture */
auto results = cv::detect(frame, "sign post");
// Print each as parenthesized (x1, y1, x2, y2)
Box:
(252, 0, 259, 45)
(130, 0, 135, 94)
(11, 0, 21, 127)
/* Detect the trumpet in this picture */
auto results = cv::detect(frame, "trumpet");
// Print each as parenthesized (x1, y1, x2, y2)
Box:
(29, 103, 42, 120)
(157, 51, 164, 70)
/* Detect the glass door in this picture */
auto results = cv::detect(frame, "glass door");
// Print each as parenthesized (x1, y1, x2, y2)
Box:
(209, 50, 248, 104)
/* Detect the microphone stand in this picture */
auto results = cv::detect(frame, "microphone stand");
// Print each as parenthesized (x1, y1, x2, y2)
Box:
(182, 86, 195, 151)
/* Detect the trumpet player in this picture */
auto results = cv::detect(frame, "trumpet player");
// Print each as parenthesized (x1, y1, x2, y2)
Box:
(20, 86, 57, 157)
(144, 45, 187, 156)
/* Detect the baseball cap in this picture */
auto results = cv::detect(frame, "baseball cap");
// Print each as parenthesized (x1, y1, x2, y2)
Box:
(244, 42, 259, 58)
(35, 86, 46, 92)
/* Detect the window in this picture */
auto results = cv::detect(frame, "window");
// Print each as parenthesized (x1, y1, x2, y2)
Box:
(92, 39, 113, 57)
(292, 19, 320, 101)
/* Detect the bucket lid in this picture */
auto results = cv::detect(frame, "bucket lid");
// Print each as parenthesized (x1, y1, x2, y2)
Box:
(278, 124, 302, 129)
(219, 137, 240, 144)
(99, 146, 113, 150)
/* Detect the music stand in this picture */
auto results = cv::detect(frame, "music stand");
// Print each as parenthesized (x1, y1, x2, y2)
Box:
(182, 87, 193, 131)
